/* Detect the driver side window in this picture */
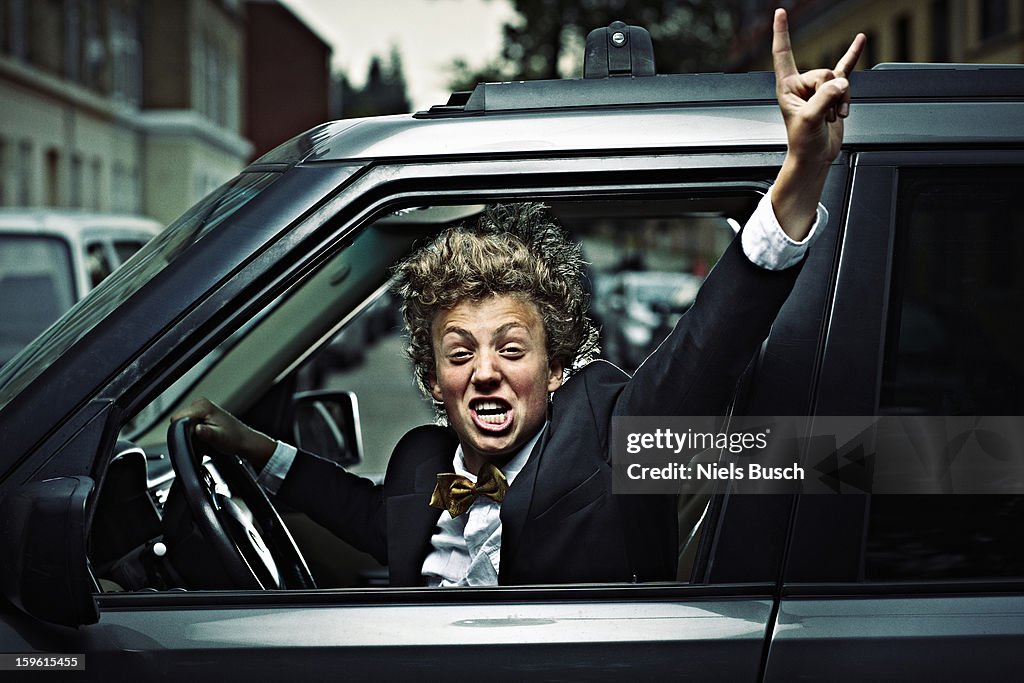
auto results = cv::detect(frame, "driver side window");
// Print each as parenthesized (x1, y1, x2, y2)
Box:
(97, 189, 767, 593)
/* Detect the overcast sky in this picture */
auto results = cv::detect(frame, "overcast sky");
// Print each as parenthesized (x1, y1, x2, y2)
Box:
(278, 0, 517, 111)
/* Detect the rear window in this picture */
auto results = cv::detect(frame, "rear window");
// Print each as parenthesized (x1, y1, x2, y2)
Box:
(0, 235, 75, 366)
(880, 167, 1024, 415)
(869, 165, 1024, 582)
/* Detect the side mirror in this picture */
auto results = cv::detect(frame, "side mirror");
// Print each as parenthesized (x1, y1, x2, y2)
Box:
(0, 476, 99, 627)
(291, 390, 363, 468)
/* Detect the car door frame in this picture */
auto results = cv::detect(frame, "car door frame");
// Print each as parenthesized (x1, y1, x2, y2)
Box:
(763, 148, 1024, 681)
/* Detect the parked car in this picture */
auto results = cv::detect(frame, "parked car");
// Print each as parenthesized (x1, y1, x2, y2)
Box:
(596, 270, 703, 372)
(0, 23, 1023, 679)
(0, 209, 161, 367)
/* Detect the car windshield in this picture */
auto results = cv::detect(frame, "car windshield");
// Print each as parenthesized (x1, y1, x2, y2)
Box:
(0, 235, 76, 367)
(0, 172, 279, 411)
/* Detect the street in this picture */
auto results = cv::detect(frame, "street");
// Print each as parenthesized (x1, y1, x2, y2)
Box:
(326, 330, 435, 480)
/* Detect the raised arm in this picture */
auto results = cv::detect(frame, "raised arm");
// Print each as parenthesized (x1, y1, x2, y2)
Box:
(612, 11, 866, 418)
(771, 8, 866, 240)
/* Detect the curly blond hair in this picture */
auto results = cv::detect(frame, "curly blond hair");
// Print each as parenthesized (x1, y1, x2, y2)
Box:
(390, 203, 599, 415)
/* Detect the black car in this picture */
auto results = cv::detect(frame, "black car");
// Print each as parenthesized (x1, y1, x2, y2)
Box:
(1, 30, 1023, 679)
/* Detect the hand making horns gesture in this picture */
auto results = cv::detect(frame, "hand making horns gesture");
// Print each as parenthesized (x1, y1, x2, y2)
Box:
(770, 8, 866, 240)
(773, 7, 867, 166)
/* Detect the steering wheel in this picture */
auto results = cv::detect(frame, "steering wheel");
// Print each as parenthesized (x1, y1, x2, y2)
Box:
(166, 417, 316, 590)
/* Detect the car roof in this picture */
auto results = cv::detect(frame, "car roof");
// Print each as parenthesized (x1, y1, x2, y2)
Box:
(0, 209, 162, 241)
(253, 66, 1024, 168)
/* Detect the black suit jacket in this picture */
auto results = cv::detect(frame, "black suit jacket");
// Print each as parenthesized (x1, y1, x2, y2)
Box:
(277, 237, 802, 585)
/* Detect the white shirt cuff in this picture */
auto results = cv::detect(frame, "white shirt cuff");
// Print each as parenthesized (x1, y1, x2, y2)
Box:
(258, 440, 298, 495)
(740, 187, 828, 270)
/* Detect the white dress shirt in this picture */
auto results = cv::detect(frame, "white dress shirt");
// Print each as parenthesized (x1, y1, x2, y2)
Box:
(420, 427, 543, 586)
(257, 187, 827, 584)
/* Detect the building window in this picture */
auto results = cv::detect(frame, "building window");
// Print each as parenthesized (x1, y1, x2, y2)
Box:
(226, 54, 240, 131)
(110, 0, 141, 103)
(83, 0, 105, 91)
(894, 14, 912, 62)
(0, 138, 7, 206)
(70, 154, 82, 208)
(930, 0, 950, 61)
(131, 167, 140, 213)
(91, 157, 102, 210)
(64, 0, 81, 81)
(205, 35, 223, 125)
(193, 31, 237, 129)
(112, 162, 127, 212)
(863, 30, 878, 67)
(18, 141, 32, 205)
(45, 148, 60, 207)
(980, 0, 1009, 41)
(8, 0, 27, 60)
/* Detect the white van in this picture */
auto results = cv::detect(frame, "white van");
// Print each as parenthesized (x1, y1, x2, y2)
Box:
(0, 209, 162, 365)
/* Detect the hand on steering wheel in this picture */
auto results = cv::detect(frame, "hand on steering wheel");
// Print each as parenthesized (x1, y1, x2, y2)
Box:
(166, 417, 316, 590)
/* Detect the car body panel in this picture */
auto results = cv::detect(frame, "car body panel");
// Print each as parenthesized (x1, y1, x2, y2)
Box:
(267, 102, 1024, 167)
(10, 594, 773, 679)
(766, 595, 1024, 681)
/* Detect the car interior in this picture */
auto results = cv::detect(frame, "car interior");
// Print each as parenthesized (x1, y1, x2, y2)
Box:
(89, 190, 763, 593)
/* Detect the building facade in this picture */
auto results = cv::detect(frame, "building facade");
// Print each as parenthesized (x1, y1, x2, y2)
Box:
(0, 0, 251, 226)
(729, 0, 1024, 71)
(244, 0, 330, 161)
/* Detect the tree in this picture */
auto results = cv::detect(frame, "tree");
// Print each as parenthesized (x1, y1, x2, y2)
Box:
(448, 0, 744, 92)
(334, 46, 412, 118)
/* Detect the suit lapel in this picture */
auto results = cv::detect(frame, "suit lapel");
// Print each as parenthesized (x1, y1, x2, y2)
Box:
(498, 424, 547, 577)
(385, 450, 448, 586)
(500, 393, 606, 581)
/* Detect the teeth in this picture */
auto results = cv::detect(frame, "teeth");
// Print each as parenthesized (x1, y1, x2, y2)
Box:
(473, 400, 509, 424)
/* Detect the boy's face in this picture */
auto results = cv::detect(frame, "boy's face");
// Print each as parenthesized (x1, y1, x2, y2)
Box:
(430, 294, 563, 472)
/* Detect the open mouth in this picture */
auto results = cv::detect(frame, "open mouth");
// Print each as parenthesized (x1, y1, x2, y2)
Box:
(470, 398, 513, 432)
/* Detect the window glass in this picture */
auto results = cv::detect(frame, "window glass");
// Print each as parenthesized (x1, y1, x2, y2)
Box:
(9, 0, 26, 60)
(894, 14, 912, 61)
(113, 239, 145, 265)
(0, 234, 75, 366)
(107, 191, 759, 592)
(0, 137, 6, 205)
(980, 0, 1009, 41)
(86, 241, 113, 287)
(930, 0, 950, 61)
(866, 495, 1024, 581)
(867, 166, 1024, 582)
(298, 197, 741, 484)
(880, 167, 1024, 416)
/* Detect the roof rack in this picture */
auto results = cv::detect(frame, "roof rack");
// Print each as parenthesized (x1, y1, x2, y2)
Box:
(418, 72, 777, 118)
(416, 65, 1024, 119)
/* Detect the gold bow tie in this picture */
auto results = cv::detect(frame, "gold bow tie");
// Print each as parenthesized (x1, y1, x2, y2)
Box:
(429, 461, 509, 518)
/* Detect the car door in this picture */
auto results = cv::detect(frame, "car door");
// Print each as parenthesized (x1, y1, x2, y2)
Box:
(1, 132, 845, 678)
(762, 151, 1024, 680)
